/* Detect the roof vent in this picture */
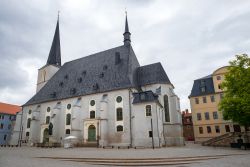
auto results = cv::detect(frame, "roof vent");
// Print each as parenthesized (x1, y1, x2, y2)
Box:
(82, 71, 86, 76)
(70, 88, 76, 95)
(50, 92, 56, 98)
(103, 65, 108, 70)
(77, 77, 83, 83)
(93, 83, 99, 90)
(64, 75, 68, 79)
(99, 72, 104, 78)
(140, 93, 146, 100)
(115, 52, 121, 65)
(59, 82, 64, 87)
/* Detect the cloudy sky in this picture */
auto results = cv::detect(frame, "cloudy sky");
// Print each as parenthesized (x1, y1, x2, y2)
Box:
(0, 0, 250, 110)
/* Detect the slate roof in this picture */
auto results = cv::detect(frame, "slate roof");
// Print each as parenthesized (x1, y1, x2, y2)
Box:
(46, 20, 61, 66)
(189, 75, 215, 97)
(24, 44, 172, 106)
(132, 91, 159, 104)
(137, 62, 172, 86)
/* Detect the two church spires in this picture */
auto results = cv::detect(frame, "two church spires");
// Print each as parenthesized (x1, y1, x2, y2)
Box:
(46, 13, 131, 67)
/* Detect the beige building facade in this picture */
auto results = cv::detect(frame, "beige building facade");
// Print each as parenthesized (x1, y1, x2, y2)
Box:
(189, 66, 244, 143)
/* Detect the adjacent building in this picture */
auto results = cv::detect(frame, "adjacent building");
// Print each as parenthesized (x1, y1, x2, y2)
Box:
(0, 102, 21, 145)
(189, 66, 244, 143)
(182, 109, 194, 141)
(10, 15, 184, 147)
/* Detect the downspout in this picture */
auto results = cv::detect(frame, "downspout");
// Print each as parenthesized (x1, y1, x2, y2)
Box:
(162, 108, 166, 146)
(155, 104, 160, 147)
(18, 109, 24, 147)
(128, 88, 133, 148)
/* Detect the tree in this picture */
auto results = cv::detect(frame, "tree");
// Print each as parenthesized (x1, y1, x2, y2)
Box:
(219, 54, 250, 131)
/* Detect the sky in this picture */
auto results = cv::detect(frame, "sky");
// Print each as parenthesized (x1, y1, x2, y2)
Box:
(0, 0, 250, 110)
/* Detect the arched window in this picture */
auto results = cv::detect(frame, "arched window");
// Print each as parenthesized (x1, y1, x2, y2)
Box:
(67, 104, 71, 110)
(145, 105, 152, 116)
(117, 125, 123, 132)
(90, 111, 95, 119)
(45, 116, 50, 124)
(26, 132, 30, 137)
(65, 129, 71, 134)
(66, 114, 71, 125)
(27, 118, 31, 128)
(164, 95, 170, 122)
(116, 108, 123, 121)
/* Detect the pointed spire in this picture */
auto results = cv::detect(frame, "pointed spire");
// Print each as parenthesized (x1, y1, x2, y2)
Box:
(47, 12, 61, 66)
(123, 11, 131, 46)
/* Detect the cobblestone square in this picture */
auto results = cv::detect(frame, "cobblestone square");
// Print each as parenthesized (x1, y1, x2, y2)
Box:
(0, 143, 249, 167)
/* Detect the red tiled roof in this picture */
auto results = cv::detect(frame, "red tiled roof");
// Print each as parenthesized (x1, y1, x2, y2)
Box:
(0, 102, 21, 115)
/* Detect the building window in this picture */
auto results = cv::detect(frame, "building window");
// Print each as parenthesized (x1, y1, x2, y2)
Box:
(28, 110, 32, 114)
(90, 100, 95, 106)
(116, 125, 123, 132)
(116, 108, 123, 121)
(0, 123, 3, 129)
(9, 116, 12, 120)
(149, 131, 153, 137)
(26, 132, 30, 137)
(202, 97, 207, 103)
(8, 124, 11, 130)
(195, 98, 199, 104)
(116, 96, 122, 103)
(201, 87, 206, 93)
(213, 112, 218, 119)
(140, 93, 146, 100)
(207, 126, 211, 133)
(218, 84, 222, 90)
(205, 112, 210, 120)
(66, 114, 71, 125)
(216, 76, 221, 80)
(90, 111, 95, 119)
(210, 95, 215, 102)
(215, 126, 220, 133)
(225, 125, 230, 132)
(27, 118, 31, 128)
(199, 127, 203, 134)
(220, 93, 224, 99)
(46, 116, 50, 124)
(65, 129, 71, 134)
(164, 95, 170, 122)
(67, 104, 71, 110)
(4, 135, 7, 141)
(47, 107, 50, 112)
(197, 113, 202, 121)
(145, 105, 152, 116)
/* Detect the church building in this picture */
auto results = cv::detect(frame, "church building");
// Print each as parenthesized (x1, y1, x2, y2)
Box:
(11, 15, 184, 147)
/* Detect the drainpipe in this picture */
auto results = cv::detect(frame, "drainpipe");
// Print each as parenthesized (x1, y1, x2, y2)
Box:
(18, 109, 24, 147)
(155, 105, 160, 147)
(128, 88, 133, 148)
(162, 108, 166, 146)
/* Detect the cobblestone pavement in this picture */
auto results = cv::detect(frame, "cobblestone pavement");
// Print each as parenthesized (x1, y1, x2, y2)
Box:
(0, 143, 249, 167)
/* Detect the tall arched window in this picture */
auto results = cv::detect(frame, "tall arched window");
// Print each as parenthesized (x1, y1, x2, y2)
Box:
(27, 118, 31, 128)
(90, 111, 95, 119)
(164, 95, 170, 122)
(145, 105, 152, 116)
(116, 108, 123, 121)
(45, 116, 50, 124)
(66, 114, 71, 125)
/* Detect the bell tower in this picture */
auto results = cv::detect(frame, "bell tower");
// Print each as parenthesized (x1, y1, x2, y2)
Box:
(36, 15, 61, 92)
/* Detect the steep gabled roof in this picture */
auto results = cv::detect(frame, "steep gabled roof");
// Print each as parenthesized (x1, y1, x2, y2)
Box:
(24, 45, 140, 106)
(137, 62, 172, 86)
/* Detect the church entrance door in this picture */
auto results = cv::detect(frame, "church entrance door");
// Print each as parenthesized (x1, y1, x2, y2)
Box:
(88, 125, 96, 141)
(43, 128, 49, 143)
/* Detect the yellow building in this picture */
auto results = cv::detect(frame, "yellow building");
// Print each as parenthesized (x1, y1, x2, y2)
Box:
(189, 66, 244, 143)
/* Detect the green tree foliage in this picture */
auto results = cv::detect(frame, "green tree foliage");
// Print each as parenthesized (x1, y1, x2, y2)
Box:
(219, 54, 250, 129)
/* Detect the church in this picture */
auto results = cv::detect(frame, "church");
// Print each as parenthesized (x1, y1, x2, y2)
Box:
(10, 15, 184, 148)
